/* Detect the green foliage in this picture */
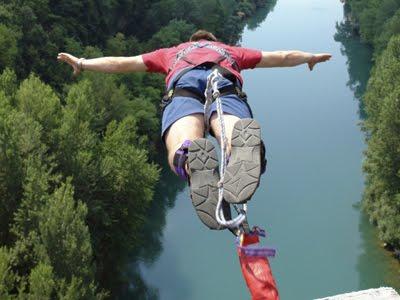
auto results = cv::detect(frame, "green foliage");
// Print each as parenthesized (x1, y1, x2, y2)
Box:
(363, 36, 400, 131)
(0, 0, 272, 87)
(345, 0, 400, 249)
(375, 10, 400, 54)
(348, 0, 400, 56)
(147, 20, 196, 49)
(0, 24, 19, 70)
(105, 33, 142, 56)
(39, 181, 93, 282)
(362, 36, 400, 247)
(0, 69, 18, 99)
(15, 74, 61, 147)
(28, 263, 55, 300)
(96, 118, 159, 250)
(0, 247, 14, 297)
(0, 69, 160, 297)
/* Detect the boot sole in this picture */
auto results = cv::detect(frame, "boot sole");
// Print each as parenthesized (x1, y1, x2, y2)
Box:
(188, 138, 230, 230)
(223, 119, 261, 204)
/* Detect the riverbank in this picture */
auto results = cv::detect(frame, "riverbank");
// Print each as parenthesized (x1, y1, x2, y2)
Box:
(338, 0, 400, 269)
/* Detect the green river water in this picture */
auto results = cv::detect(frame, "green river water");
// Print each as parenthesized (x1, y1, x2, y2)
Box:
(133, 0, 400, 299)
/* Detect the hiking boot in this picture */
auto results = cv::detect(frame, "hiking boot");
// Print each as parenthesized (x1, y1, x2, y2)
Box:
(187, 138, 231, 230)
(223, 118, 263, 204)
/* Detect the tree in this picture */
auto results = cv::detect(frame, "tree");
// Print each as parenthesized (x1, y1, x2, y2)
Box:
(28, 263, 55, 300)
(0, 25, 19, 70)
(147, 19, 196, 49)
(0, 247, 15, 298)
(362, 35, 400, 247)
(15, 74, 61, 147)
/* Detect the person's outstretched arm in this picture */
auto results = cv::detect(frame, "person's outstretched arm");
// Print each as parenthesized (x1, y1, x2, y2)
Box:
(256, 51, 331, 70)
(57, 53, 147, 76)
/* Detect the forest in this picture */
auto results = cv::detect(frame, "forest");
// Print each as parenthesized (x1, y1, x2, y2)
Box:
(0, 0, 276, 298)
(344, 0, 400, 251)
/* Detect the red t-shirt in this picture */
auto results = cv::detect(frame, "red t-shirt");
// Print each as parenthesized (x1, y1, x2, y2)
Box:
(142, 40, 262, 86)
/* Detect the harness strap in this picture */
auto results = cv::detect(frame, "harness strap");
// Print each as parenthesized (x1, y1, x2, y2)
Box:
(173, 140, 191, 180)
(161, 81, 247, 113)
(236, 227, 276, 258)
(175, 85, 245, 102)
(172, 87, 205, 102)
(170, 42, 239, 72)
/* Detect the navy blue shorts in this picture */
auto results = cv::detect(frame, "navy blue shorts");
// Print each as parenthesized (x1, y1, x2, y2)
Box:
(161, 68, 253, 138)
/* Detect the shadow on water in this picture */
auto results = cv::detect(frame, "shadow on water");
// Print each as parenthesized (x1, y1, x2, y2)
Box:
(334, 2, 373, 120)
(336, 3, 400, 293)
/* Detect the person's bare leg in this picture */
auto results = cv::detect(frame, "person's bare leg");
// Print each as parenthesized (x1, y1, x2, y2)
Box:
(210, 113, 240, 155)
(164, 113, 204, 174)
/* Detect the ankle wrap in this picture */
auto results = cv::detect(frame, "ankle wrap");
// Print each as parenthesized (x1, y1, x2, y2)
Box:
(261, 140, 267, 174)
(173, 140, 192, 180)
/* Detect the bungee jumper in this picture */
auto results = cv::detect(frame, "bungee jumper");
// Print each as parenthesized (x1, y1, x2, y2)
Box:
(58, 30, 331, 299)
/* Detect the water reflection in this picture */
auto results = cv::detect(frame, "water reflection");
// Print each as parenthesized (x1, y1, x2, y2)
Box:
(246, 0, 277, 31)
(225, 0, 278, 44)
(119, 148, 186, 299)
(334, 3, 373, 119)
(357, 214, 400, 292)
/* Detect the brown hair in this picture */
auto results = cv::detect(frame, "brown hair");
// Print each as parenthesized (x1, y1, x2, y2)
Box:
(190, 30, 218, 42)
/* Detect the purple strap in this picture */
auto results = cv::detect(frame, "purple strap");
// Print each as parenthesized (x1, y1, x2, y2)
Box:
(236, 227, 276, 258)
(238, 246, 276, 257)
(174, 140, 192, 180)
(252, 226, 266, 237)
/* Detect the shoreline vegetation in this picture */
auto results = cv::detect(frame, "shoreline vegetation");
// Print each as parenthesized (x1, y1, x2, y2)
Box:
(339, 1, 400, 260)
(0, 0, 277, 298)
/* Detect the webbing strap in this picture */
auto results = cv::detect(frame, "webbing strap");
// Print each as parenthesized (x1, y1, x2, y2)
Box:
(236, 228, 276, 258)
(170, 42, 238, 71)
(173, 140, 191, 180)
(171, 85, 244, 104)
(238, 246, 276, 258)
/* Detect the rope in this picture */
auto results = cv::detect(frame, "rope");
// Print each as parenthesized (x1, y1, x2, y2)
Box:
(204, 69, 246, 229)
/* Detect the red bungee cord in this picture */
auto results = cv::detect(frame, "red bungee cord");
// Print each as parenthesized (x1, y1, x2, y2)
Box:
(237, 228, 279, 300)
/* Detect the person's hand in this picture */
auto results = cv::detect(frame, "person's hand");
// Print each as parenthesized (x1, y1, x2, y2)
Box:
(57, 53, 81, 76)
(308, 53, 332, 71)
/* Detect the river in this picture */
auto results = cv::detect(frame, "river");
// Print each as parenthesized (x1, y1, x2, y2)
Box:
(134, 0, 399, 299)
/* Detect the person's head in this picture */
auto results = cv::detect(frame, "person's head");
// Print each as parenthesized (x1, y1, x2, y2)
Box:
(190, 30, 218, 42)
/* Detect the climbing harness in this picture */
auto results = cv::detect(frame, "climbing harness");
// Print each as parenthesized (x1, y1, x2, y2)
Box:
(160, 64, 249, 114)
(170, 42, 239, 72)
